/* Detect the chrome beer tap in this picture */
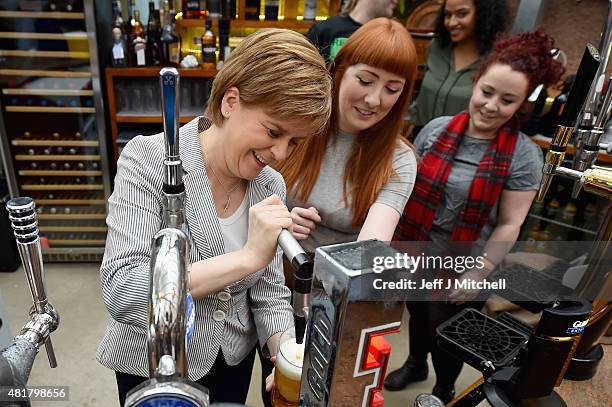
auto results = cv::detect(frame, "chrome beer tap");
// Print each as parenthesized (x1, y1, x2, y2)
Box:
(571, 2, 612, 197)
(125, 68, 209, 407)
(0, 197, 59, 402)
(536, 43, 601, 203)
(278, 230, 313, 344)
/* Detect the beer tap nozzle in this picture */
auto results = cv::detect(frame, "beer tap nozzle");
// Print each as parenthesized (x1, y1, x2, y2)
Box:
(537, 44, 600, 202)
(160, 67, 186, 230)
(148, 228, 190, 379)
(6, 197, 58, 368)
(278, 230, 312, 344)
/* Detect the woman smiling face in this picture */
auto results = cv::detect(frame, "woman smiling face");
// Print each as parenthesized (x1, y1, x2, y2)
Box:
(444, 0, 477, 44)
(468, 63, 529, 138)
(337, 63, 405, 134)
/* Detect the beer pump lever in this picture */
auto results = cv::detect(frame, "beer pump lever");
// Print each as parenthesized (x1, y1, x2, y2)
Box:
(571, 2, 612, 197)
(0, 197, 59, 398)
(278, 230, 313, 344)
(537, 43, 601, 202)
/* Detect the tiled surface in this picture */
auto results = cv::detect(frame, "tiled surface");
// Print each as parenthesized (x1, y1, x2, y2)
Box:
(0, 263, 609, 406)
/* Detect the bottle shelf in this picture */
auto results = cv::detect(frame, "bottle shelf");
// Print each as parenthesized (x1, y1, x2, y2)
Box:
(14, 154, 100, 160)
(36, 199, 106, 205)
(12, 140, 99, 147)
(38, 213, 106, 220)
(22, 184, 104, 191)
(3, 89, 94, 96)
(528, 213, 597, 236)
(6, 106, 95, 114)
(0, 31, 87, 40)
(48, 239, 106, 246)
(176, 18, 317, 30)
(18, 170, 103, 176)
(106, 66, 217, 77)
(115, 114, 196, 124)
(0, 69, 91, 78)
(0, 11, 85, 20)
(39, 226, 107, 233)
(0, 49, 89, 59)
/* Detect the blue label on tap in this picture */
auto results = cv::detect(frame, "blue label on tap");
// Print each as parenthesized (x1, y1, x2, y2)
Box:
(186, 293, 195, 342)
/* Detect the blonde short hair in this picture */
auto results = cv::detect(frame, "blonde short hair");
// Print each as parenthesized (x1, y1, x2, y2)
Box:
(206, 29, 332, 137)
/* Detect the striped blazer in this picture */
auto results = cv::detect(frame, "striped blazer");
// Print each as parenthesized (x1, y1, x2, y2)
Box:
(96, 117, 293, 380)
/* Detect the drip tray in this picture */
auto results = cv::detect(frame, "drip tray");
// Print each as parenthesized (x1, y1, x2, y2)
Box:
(437, 309, 528, 372)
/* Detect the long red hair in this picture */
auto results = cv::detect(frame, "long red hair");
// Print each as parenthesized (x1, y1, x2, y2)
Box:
(278, 18, 418, 226)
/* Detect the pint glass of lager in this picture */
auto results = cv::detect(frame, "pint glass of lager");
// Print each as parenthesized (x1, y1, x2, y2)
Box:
(272, 329, 304, 406)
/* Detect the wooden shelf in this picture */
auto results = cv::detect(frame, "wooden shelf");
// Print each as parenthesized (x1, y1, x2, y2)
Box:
(6, 106, 95, 113)
(36, 199, 106, 205)
(0, 11, 85, 19)
(19, 170, 102, 176)
(0, 31, 87, 40)
(4, 89, 93, 96)
(532, 134, 612, 164)
(116, 114, 197, 124)
(38, 213, 106, 220)
(48, 239, 106, 246)
(106, 66, 217, 77)
(0, 49, 89, 59)
(39, 226, 107, 233)
(12, 140, 99, 147)
(0, 69, 91, 77)
(22, 184, 105, 191)
(177, 17, 317, 30)
(15, 154, 100, 160)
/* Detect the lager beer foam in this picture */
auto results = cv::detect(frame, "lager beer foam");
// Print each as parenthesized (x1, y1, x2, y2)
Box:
(277, 338, 304, 381)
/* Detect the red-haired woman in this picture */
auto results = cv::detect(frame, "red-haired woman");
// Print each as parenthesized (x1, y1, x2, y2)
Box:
(278, 17, 419, 252)
(384, 29, 565, 402)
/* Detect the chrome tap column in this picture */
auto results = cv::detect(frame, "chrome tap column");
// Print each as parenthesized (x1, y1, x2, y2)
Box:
(299, 240, 406, 407)
(0, 197, 59, 401)
(125, 67, 209, 407)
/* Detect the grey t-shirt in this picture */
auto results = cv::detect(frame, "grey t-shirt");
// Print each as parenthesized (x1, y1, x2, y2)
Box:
(414, 116, 543, 251)
(287, 131, 417, 253)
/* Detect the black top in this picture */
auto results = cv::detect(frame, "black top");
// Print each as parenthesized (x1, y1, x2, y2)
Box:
(306, 15, 362, 63)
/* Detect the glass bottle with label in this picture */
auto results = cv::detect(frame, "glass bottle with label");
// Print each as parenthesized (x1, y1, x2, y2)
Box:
(183, 0, 201, 19)
(201, 19, 217, 70)
(208, 0, 221, 19)
(146, 1, 163, 66)
(265, 0, 279, 20)
(245, 0, 260, 20)
(161, 0, 181, 66)
(131, 9, 147, 66)
(304, 0, 317, 20)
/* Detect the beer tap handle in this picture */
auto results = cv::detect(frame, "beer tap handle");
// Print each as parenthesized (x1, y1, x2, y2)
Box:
(160, 67, 186, 229)
(278, 230, 313, 344)
(537, 44, 600, 202)
(6, 197, 59, 368)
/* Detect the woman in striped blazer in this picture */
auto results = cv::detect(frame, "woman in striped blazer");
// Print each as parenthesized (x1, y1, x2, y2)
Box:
(97, 29, 332, 406)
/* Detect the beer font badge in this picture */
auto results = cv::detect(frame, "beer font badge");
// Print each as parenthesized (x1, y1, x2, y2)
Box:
(186, 292, 195, 342)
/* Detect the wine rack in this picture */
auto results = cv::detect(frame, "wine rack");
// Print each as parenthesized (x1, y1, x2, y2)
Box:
(0, 0, 111, 262)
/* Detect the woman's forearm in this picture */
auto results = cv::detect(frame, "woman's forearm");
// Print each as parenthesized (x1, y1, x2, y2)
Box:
(480, 223, 522, 275)
(189, 248, 262, 299)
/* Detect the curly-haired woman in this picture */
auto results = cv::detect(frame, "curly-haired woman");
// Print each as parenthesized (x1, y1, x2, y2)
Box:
(410, 0, 510, 133)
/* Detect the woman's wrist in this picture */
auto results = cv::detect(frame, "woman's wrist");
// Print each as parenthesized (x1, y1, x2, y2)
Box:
(238, 247, 266, 271)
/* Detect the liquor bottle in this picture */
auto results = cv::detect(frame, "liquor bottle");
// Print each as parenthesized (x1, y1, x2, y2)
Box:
(316, 0, 329, 18)
(221, 0, 235, 19)
(218, 18, 230, 66)
(146, 1, 163, 66)
(265, 0, 279, 20)
(284, 0, 299, 19)
(201, 19, 217, 70)
(131, 10, 147, 67)
(208, 0, 221, 19)
(160, 0, 181, 66)
(245, 0, 260, 20)
(111, 26, 128, 67)
(304, 0, 317, 20)
(183, 0, 201, 19)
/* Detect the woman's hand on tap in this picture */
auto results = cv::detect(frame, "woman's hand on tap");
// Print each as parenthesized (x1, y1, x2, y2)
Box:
(290, 206, 321, 240)
(243, 194, 292, 270)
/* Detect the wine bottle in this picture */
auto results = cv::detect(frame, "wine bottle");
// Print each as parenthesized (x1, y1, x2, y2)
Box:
(265, 0, 279, 20)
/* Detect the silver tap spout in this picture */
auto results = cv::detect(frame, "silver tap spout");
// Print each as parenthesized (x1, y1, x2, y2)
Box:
(278, 230, 312, 344)
(160, 67, 186, 229)
(148, 228, 190, 379)
(6, 197, 58, 368)
(537, 44, 601, 202)
(572, 79, 612, 198)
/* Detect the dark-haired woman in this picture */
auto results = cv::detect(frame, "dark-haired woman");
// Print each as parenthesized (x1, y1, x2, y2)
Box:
(385, 29, 565, 402)
(410, 0, 510, 133)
